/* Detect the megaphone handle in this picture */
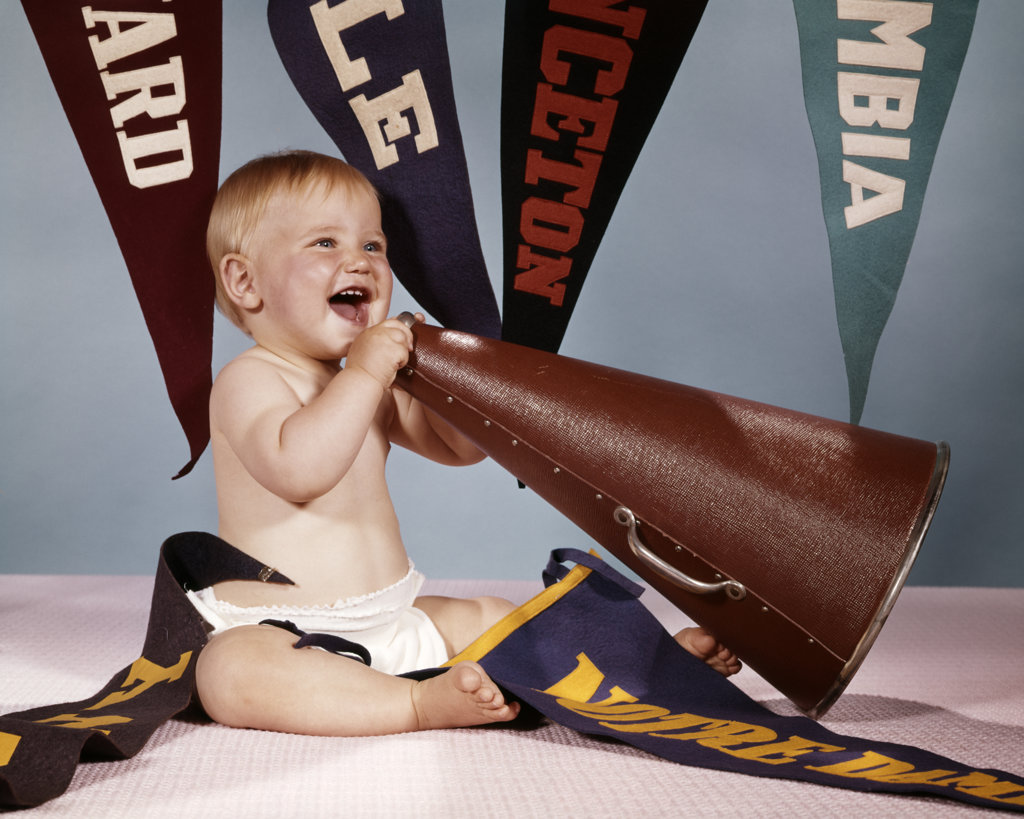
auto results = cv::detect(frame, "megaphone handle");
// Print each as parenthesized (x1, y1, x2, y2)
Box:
(614, 506, 747, 601)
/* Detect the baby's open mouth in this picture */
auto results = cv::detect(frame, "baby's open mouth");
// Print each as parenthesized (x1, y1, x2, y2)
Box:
(329, 287, 370, 322)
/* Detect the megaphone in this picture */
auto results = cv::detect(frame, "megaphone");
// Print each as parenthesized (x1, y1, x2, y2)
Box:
(395, 316, 948, 718)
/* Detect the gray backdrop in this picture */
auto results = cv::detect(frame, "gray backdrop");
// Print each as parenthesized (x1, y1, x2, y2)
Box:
(2, 1, 1022, 587)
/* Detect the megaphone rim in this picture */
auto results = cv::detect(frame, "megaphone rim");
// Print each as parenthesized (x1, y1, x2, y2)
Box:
(807, 440, 951, 719)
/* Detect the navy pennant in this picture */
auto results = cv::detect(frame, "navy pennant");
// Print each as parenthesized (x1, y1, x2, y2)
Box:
(3, 541, 1021, 811)
(792, 0, 979, 423)
(500, 0, 709, 351)
(456, 549, 1024, 814)
(267, 0, 501, 338)
(20, 0, 222, 477)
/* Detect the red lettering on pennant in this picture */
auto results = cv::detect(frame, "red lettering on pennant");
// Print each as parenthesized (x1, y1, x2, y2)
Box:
(514, 245, 571, 306)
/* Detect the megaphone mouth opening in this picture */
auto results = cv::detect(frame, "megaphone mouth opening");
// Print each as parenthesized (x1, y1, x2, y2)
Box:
(807, 441, 951, 719)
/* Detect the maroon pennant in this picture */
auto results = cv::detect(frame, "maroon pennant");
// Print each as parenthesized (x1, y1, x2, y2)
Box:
(20, 0, 222, 477)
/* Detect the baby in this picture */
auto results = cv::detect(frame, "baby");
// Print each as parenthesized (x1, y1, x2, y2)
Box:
(192, 150, 739, 737)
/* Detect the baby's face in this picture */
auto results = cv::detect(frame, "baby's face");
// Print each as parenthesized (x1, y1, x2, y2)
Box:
(247, 182, 393, 362)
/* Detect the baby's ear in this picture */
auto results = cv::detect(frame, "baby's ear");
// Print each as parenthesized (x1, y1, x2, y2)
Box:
(220, 254, 261, 311)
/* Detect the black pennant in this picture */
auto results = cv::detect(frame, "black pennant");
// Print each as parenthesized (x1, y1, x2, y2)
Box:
(0, 533, 290, 809)
(500, 0, 709, 351)
(3, 539, 1022, 812)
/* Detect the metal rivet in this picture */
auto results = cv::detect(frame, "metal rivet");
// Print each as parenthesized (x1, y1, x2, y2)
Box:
(446, 396, 453, 403)
(808, 639, 815, 645)
(403, 368, 414, 376)
(761, 606, 769, 613)
(714, 573, 723, 580)
(483, 420, 491, 427)
(595, 493, 603, 501)
(674, 545, 682, 552)
(511, 440, 518, 446)
(553, 467, 560, 474)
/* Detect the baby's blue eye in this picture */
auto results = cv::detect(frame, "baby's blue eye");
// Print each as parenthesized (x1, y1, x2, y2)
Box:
(315, 238, 334, 248)
(363, 242, 379, 252)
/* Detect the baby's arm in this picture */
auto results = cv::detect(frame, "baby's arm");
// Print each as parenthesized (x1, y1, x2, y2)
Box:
(211, 319, 415, 501)
(389, 389, 486, 466)
(381, 314, 484, 466)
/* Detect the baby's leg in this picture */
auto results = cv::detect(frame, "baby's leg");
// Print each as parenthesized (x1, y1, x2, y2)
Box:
(414, 594, 517, 657)
(675, 627, 742, 676)
(195, 623, 518, 737)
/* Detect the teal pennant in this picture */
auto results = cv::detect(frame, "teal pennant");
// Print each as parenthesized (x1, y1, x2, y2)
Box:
(792, 0, 978, 422)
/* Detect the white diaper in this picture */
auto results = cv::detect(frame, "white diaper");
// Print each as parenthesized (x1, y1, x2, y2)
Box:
(186, 563, 449, 675)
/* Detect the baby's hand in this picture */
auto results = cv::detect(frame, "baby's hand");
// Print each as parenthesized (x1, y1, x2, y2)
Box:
(344, 316, 417, 389)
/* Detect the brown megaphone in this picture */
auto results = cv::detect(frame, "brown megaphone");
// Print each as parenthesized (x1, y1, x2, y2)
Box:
(395, 316, 948, 718)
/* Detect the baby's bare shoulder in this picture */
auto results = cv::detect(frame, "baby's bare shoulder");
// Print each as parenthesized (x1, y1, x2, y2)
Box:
(215, 348, 275, 383)
(211, 350, 304, 418)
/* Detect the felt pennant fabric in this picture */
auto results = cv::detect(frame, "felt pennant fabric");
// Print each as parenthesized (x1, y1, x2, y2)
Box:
(2, 541, 1022, 810)
(456, 549, 1024, 814)
(499, 0, 709, 352)
(792, 0, 979, 423)
(267, 0, 501, 339)
(19, 0, 222, 477)
(0, 533, 289, 808)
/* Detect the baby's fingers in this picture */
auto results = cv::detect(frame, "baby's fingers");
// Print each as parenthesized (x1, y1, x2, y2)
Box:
(381, 316, 416, 349)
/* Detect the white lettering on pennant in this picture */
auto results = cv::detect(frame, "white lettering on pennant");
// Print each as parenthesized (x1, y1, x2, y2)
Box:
(349, 70, 438, 169)
(81, 6, 193, 188)
(833, 1, 933, 228)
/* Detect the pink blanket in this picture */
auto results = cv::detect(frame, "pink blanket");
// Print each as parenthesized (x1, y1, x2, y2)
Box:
(2, 575, 1021, 816)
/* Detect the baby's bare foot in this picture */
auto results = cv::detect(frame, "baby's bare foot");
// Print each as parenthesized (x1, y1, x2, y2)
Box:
(675, 627, 742, 676)
(411, 661, 520, 730)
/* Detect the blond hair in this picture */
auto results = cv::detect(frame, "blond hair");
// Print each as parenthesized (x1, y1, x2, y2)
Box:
(206, 150, 379, 330)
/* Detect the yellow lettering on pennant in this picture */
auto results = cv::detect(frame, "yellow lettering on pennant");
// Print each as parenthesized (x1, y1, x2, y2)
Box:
(544, 652, 638, 711)
(808, 749, 917, 778)
(653, 717, 777, 749)
(931, 772, 1024, 806)
(0, 731, 21, 767)
(87, 653, 193, 711)
(30, 654, 192, 735)
(576, 702, 671, 722)
(807, 752, 1024, 806)
(722, 734, 845, 766)
(596, 711, 778, 750)
(874, 767, 959, 784)
(534, 650, 1024, 808)
(604, 712, 711, 733)
(35, 713, 132, 733)
(543, 652, 609, 702)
